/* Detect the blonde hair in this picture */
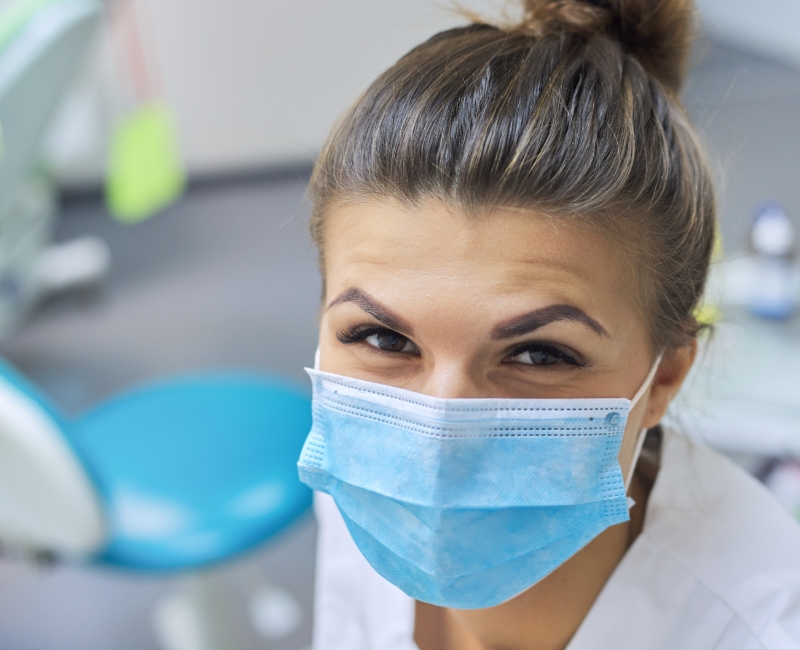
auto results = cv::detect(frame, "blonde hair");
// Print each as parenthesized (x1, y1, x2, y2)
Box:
(310, 0, 716, 351)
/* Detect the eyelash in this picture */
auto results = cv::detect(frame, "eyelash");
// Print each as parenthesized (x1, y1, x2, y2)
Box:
(338, 323, 588, 367)
(337, 324, 415, 349)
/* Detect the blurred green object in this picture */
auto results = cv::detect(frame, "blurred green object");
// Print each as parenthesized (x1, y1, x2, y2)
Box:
(106, 102, 186, 224)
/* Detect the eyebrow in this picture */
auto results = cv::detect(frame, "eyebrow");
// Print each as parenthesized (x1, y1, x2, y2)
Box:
(327, 289, 606, 340)
(492, 304, 608, 340)
(326, 288, 415, 336)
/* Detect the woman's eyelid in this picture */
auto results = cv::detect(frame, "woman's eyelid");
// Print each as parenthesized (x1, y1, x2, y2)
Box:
(340, 322, 408, 340)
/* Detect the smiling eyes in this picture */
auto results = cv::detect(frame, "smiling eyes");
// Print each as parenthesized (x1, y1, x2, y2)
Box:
(337, 324, 585, 368)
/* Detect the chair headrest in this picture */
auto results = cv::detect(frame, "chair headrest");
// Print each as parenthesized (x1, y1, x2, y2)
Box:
(0, 359, 105, 554)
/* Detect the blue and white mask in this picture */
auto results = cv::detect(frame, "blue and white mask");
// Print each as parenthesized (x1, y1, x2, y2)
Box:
(297, 361, 659, 610)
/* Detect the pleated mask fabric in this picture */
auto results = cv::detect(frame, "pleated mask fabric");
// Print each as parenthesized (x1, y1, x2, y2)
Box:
(298, 366, 655, 609)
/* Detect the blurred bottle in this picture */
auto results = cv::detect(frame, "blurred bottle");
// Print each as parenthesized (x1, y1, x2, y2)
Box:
(746, 204, 799, 320)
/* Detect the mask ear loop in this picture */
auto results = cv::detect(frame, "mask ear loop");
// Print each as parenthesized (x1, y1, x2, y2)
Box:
(625, 353, 663, 490)
(314, 346, 321, 371)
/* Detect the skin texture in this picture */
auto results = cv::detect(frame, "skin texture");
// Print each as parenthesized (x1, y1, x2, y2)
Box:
(317, 198, 696, 650)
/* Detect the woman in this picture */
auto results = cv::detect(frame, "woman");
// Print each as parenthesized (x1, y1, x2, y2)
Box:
(297, 1, 800, 648)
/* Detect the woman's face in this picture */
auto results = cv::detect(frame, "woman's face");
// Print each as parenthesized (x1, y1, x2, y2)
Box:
(318, 199, 690, 477)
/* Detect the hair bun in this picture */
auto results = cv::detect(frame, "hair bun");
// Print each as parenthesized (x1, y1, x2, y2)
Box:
(518, 0, 695, 93)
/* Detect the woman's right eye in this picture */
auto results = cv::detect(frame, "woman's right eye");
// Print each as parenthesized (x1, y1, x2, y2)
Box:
(365, 331, 418, 353)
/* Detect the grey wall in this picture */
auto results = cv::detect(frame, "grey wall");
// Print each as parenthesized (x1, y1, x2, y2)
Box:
(697, 0, 800, 67)
(685, 41, 800, 250)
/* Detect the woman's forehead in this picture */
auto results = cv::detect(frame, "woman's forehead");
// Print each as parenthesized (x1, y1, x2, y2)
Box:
(324, 199, 625, 303)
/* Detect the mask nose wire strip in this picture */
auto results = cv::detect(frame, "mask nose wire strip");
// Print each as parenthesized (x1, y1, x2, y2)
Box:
(625, 353, 663, 490)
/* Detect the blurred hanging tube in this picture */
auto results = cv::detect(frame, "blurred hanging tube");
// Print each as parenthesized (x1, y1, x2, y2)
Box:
(105, 0, 186, 223)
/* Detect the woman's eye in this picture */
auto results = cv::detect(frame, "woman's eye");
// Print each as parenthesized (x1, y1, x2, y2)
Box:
(511, 349, 561, 366)
(336, 325, 421, 355)
(365, 331, 418, 353)
(505, 344, 583, 367)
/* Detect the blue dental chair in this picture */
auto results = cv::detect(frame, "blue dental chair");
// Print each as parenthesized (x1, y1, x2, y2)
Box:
(73, 372, 313, 570)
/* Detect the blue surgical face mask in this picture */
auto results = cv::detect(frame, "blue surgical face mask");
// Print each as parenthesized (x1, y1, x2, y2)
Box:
(298, 358, 660, 610)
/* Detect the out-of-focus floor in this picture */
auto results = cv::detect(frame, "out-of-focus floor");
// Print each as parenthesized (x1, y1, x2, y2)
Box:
(0, 170, 321, 650)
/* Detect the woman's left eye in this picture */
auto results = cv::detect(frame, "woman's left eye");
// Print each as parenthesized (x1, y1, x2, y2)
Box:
(505, 344, 583, 367)
(365, 331, 419, 353)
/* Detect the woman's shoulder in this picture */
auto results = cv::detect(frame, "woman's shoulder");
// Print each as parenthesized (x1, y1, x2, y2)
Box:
(644, 427, 800, 645)
(568, 427, 800, 650)
(648, 426, 800, 575)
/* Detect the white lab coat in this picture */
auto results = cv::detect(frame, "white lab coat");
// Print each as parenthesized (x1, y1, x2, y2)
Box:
(311, 428, 800, 650)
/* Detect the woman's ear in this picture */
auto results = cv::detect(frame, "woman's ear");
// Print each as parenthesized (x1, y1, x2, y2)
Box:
(641, 340, 698, 429)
